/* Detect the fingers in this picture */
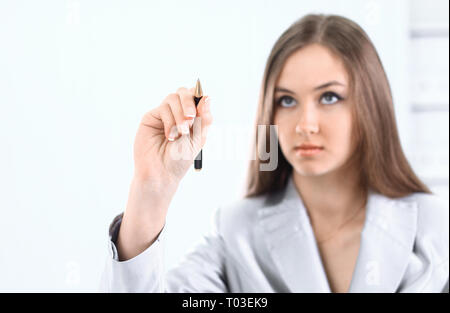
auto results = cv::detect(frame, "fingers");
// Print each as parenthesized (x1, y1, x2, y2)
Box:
(166, 87, 201, 137)
(140, 104, 177, 141)
(158, 103, 179, 141)
(143, 86, 212, 144)
(198, 96, 213, 130)
(176, 87, 198, 119)
(167, 93, 190, 136)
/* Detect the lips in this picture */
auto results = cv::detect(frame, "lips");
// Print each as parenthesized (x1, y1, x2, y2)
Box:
(295, 144, 324, 150)
(294, 144, 324, 157)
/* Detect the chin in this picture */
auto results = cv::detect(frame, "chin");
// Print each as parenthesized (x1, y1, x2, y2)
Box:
(294, 168, 326, 177)
(292, 160, 335, 177)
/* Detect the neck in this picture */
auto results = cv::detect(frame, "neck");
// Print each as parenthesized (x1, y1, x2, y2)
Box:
(292, 164, 367, 228)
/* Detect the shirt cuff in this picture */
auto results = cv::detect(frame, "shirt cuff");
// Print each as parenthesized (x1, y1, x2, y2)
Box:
(107, 212, 167, 261)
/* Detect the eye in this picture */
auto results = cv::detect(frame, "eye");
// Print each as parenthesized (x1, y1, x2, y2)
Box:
(275, 95, 297, 108)
(320, 91, 343, 105)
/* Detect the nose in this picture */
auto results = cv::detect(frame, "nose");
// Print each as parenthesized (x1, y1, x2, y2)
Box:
(295, 105, 319, 135)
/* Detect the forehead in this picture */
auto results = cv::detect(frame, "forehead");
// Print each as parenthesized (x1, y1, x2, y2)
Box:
(276, 44, 349, 89)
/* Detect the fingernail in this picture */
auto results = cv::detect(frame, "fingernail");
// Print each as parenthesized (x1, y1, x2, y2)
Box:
(168, 127, 178, 141)
(185, 107, 196, 117)
(180, 121, 190, 135)
(188, 117, 195, 126)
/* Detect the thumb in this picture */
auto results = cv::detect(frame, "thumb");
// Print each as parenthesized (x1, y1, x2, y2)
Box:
(191, 95, 212, 151)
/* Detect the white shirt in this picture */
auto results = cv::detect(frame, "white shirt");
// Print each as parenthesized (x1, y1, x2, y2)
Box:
(100, 174, 449, 292)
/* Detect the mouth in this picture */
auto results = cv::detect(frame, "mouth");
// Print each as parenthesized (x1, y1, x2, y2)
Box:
(294, 144, 324, 157)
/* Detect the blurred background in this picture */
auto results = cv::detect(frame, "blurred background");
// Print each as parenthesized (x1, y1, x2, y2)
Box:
(0, 0, 448, 292)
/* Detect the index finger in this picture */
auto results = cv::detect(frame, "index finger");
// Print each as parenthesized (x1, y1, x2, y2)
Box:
(176, 87, 198, 118)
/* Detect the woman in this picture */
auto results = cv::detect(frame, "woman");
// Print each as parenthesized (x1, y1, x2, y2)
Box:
(100, 14, 449, 293)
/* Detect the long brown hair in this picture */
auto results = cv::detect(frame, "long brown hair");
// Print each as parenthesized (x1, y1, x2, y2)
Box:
(244, 14, 431, 198)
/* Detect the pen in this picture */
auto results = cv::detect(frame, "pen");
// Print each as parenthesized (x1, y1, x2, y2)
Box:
(193, 78, 203, 171)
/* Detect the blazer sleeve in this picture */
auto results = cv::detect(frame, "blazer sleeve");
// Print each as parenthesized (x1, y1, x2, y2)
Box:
(99, 207, 228, 293)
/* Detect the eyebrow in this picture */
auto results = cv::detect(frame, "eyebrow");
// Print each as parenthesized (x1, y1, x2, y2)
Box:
(274, 80, 346, 95)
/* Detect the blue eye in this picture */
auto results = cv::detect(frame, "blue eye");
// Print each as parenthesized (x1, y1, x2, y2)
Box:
(275, 95, 296, 108)
(320, 92, 342, 105)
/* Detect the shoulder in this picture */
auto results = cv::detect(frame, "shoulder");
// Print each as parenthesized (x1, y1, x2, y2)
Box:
(408, 193, 448, 236)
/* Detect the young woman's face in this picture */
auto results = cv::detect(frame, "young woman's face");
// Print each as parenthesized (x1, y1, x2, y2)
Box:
(273, 43, 356, 177)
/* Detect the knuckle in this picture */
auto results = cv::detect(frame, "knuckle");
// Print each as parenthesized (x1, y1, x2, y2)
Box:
(167, 93, 179, 103)
(159, 103, 170, 115)
(161, 102, 170, 110)
(180, 93, 194, 102)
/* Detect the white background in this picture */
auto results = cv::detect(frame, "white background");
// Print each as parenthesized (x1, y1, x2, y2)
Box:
(0, 0, 448, 291)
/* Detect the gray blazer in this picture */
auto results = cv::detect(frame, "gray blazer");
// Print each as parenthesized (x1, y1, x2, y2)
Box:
(100, 174, 449, 292)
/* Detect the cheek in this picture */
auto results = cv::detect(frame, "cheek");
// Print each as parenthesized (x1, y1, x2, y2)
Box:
(324, 112, 354, 155)
(273, 111, 294, 145)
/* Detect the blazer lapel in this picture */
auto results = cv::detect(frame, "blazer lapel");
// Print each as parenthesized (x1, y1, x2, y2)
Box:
(258, 175, 331, 292)
(258, 174, 418, 293)
(348, 191, 418, 292)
